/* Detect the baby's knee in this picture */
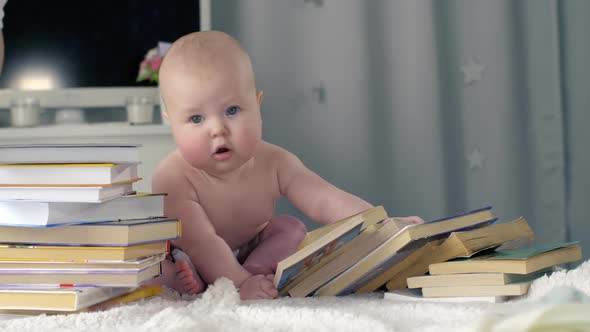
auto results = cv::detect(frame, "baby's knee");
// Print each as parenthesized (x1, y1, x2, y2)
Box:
(275, 215, 307, 239)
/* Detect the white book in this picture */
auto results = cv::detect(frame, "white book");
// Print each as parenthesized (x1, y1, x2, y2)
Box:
(0, 143, 141, 164)
(0, 260, 162, 286)
(0, 193, 164, 227)
(0, 182, 134, 203)
(0, 163, 140, 186)
(384, 289, 506, 303)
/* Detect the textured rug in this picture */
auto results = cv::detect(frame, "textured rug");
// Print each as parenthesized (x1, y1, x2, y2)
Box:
(1, 260, 589, 332)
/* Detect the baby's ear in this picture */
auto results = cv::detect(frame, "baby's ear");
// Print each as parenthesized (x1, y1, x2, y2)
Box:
(257, 90, 264, 106)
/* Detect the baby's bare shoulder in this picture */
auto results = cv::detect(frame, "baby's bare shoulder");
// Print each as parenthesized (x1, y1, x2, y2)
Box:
(258, 141, 299, 164)
(152, 150, 194, 194)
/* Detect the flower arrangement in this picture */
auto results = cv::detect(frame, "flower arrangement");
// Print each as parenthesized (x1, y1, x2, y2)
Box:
(136, 42, 171, 84)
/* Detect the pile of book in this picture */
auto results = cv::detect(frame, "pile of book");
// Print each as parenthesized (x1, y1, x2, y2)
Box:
(0, 143, 182, 314)
(274, 205, 583, 302)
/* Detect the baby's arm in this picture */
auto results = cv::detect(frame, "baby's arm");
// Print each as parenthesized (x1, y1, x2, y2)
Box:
(276, 148, 373, 225)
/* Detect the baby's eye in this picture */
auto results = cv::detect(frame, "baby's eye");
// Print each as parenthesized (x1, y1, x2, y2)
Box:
(190, 115, 204, 124)
(225, 106, 241, 116)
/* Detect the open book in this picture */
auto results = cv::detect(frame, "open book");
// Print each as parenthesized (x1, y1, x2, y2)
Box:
(273, 206, 388, 292)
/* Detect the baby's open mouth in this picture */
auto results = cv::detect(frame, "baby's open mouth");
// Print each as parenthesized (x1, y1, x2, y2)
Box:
(215, 147, 230, 154)
(213, 146, 232, 161)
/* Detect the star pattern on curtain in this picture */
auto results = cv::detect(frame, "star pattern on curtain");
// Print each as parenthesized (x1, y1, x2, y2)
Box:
(467, 148, 486, 170)
(460, 58, 486, 85)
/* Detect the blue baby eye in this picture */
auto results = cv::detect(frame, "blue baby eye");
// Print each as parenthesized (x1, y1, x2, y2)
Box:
(190, 115, 203, 124)
(226, 106, 241, 116)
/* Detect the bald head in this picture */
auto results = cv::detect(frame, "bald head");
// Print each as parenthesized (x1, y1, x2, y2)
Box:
(159, 31, 256, 95)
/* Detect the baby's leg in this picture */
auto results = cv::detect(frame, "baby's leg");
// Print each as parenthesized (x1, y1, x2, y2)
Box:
(242, 215, 307, 275)
(148, 249, 206, 295)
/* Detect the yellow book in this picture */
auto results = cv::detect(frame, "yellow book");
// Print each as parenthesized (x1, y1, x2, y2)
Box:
(421, 281, 532, 298)
(0, 217, 181, 246)
(85, 285, 162, 312)
(296, 206, 388, 250)
(278, 225, 380, 297)
(428, 242, 582, 275)
(0, 253, 165, 271)
(0, 285, 161, 313)
(288, 218, 412, 297)
(406, 268, 551, 288)
(0, 287, 136, 312)
(273, 206, 387, 291)
(357, 239, 443, 293)
(0, 241, 168, 262)
(314, 206, 495, 296)
(358, 217, 535, 292)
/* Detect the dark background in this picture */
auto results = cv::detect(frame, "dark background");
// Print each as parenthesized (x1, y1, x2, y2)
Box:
(0, 0, 200, 88)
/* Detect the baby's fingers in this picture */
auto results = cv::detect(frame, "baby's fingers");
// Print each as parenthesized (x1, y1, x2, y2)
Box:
(392, 216, 424, 224)
(260, 279, 278, 298)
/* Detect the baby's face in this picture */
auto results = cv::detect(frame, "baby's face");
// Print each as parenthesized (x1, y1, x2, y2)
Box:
(164, 64, 262, 176)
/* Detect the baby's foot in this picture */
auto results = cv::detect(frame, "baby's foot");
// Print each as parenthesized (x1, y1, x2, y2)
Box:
(174, 260, 206, 295)
(158, 259, 205, 295)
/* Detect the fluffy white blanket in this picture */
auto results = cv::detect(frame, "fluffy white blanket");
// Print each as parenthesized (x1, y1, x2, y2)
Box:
(2, 260, 589, 332)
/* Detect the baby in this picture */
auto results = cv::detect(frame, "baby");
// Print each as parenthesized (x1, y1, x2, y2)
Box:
(152, 31, 422, 300)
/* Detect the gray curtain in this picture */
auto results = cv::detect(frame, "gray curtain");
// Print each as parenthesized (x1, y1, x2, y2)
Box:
(212, 0, 590, 262)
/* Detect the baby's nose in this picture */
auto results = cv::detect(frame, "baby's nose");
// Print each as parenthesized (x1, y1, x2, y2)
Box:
(209, 119, 228, 137)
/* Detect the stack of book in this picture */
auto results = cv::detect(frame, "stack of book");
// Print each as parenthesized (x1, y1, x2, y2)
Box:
(0, 143, 182, 313)
(402, 242, 581, 302)
(273, 205, 583, 302)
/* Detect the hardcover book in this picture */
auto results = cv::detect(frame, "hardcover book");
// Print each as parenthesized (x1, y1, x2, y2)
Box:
(288, 218, 414, 297)
(406, 268, 552, 288)
(358, 217, 535, 292)
(0, 193, 165, 227)
(0, 181, 136, 203)
(0, 253, 165, 271)
(0, 286, 136, 312)
(420, 281, 532, 298)
(383, 288, 507, 303)
(0, 259, 162, 286)
(0, 143, 142, 164)
(0, 217, 181, 246)
(0, 241, 168, 262)
(0, 163, 140, 186)
(428, 242, 582, 275)
(0, 285, 162, 314)
(273, 206, 388, 291)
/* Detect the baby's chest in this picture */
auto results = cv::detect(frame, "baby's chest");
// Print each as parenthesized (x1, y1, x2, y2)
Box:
(197, 177, 279, 226)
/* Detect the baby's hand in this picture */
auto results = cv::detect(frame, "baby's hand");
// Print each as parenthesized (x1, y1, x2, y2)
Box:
(239, 274, 278, 301)
(384, 216, 425, 226)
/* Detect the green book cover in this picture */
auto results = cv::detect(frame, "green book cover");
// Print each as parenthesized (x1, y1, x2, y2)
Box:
(466, 241, 580, 261)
